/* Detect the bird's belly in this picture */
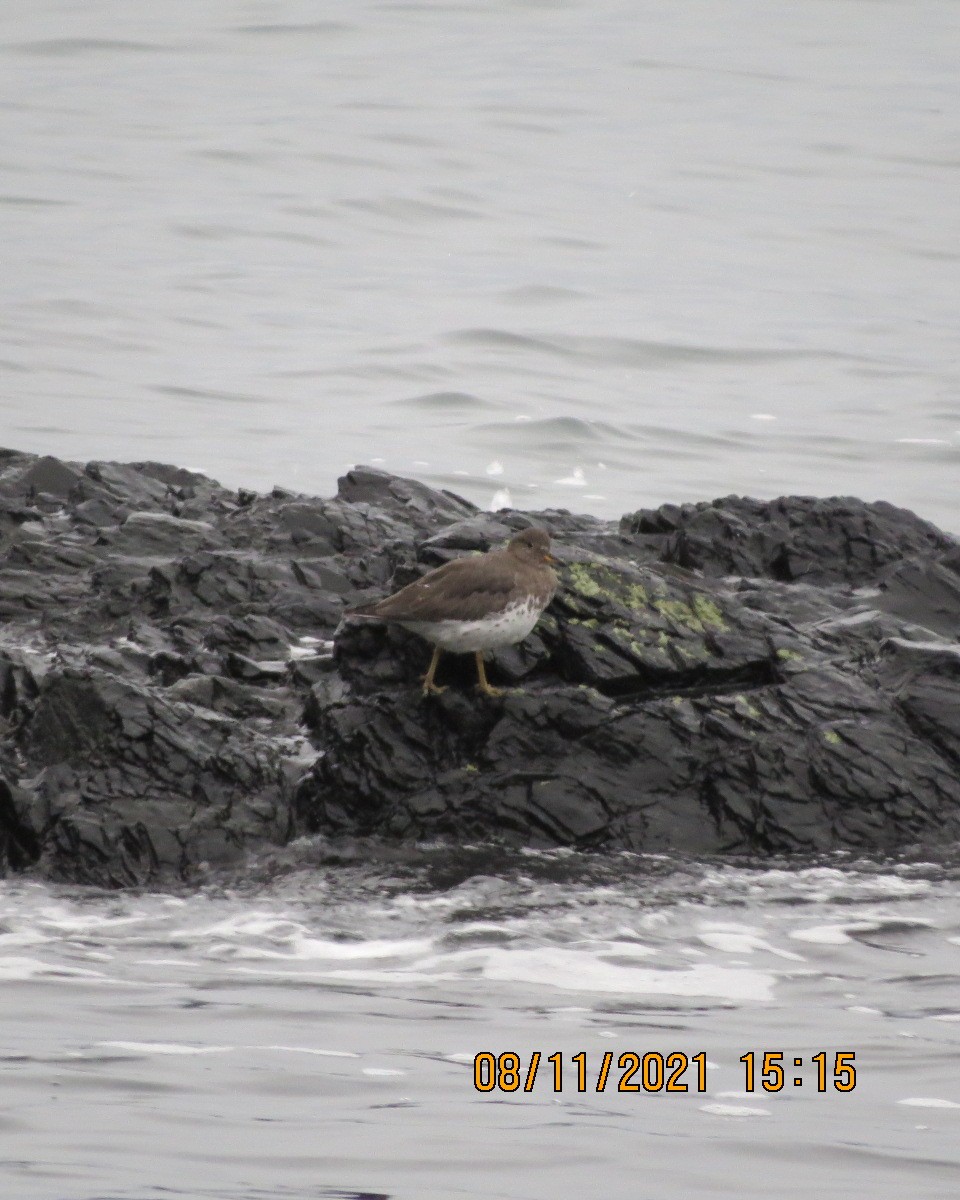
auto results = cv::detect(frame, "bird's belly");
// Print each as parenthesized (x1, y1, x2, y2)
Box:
(400, 602, 542, 653)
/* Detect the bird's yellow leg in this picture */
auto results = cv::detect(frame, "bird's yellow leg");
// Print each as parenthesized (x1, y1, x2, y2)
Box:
(421, 646, 447, 695)
(475, 651, 503, 697)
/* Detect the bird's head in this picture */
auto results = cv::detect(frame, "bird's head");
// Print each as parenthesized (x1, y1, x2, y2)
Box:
(507, 527, 557, 565)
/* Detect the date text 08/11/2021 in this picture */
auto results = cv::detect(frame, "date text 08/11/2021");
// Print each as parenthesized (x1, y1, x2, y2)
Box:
(473, 1051, 857, 1094)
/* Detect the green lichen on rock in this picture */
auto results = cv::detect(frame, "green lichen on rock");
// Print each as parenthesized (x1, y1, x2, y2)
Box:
(776, 647, 803, 662)
(823, 729, 841, 745)
(605, 624, 673, 668)
(560, 559, 733, 673)
(667, 637, 710, 665)
(691, 593, 727, 630)
(735, 695, 762, 720)
(564, 561, 648, 610)
(563, 561, 728, 635)
(564, 561, 607, 600)
(650, 592, 727, 633)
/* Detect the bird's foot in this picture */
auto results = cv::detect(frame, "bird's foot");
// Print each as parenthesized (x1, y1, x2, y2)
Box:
(476, 681, 504, 698)
(421, 678, 448, 696)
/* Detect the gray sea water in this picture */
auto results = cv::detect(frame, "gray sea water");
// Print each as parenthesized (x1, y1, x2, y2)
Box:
(3, 2, 960, 1196)
(3, 853, 960, 1199)
(2, 0, 959, 530)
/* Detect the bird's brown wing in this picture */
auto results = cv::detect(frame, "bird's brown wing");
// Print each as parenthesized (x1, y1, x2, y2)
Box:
(369, 552, 519, 622)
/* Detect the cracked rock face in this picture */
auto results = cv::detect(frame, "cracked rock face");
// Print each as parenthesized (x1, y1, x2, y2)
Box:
(302, 542, 960, 855)
(0, 447, 958, 886)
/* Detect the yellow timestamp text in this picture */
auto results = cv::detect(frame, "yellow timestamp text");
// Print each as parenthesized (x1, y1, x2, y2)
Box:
(472, 1050, 858, 1094)
(474, 1051, 709, 1093)
(740, 1051, 856, 1092)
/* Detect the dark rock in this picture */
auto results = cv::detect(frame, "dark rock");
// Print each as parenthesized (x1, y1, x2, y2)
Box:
(336, 465, 477, 525)
(622, 494, 952, 584)
(224, 651, 289, 685)
(0, 778, 40, 872)
(20, 666, 298, 887)
(876, 639, 960, 768)
(16, 455, 83, 499)
(74, 497, 126, 529)
(874, 555, 960, 639)
(114, 510, 225, 552)
(0, 448, 957, 886)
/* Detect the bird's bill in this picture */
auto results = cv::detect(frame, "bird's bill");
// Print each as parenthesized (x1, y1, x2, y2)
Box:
(544, 552, 559, 564)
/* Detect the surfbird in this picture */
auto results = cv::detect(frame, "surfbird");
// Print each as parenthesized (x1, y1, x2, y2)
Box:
(345, 527, 558, 696)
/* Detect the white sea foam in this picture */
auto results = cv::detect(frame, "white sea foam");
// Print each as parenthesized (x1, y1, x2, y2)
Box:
(0, 956, 106, 980)
(401, 946, 772, 1001)
(0, 929, 54, 949)
(701, 865, 931, 902)
(98, 1041, 234, 1056)
(791, 917, 934, 945)
(293, 936, 435, 961)
(36, 905, 148, 934)
(696, 923, 805, 961)
(897, 1097, 960, 1109)
(288, 644, 322, 660)
(262, 1045, 359, 1058)
(222, 942, 774, 1001)
(472, 950, 772, 1008)
(180, 912, 306, 941)
(789, 924, 857, 945)
(700, 1103, 770, 1117)
(554, 466, 586, 487)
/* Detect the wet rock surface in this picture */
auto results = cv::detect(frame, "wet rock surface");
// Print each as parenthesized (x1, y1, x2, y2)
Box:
(0, 446, 958, 886)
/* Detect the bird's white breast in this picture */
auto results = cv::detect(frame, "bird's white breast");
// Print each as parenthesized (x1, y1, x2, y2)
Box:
(400, 599, 542, 652)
